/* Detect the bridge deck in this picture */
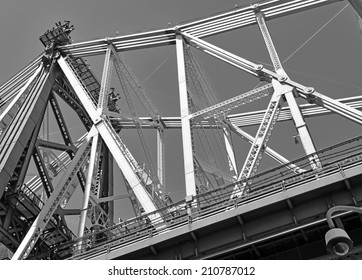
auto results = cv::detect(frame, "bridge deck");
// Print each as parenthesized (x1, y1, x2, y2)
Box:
(56, 135, 362, 260)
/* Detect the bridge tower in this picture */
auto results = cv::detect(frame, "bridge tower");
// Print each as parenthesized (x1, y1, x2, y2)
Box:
(1, 0, 362, 260)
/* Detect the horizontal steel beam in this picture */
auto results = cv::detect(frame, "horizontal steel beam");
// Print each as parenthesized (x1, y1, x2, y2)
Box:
(0, 67, 54, 199)
(97, 194, 132, 204)
(190, 84, 273, 122)
(57, 0, 342, 56)
(0, 55, 41, 99)
(110, 95, 362, 129)
(37, 139, 76, 153)
(71, 156, 362, 260)
(179, 0, 342, 38)
(58, 29, 176, 57)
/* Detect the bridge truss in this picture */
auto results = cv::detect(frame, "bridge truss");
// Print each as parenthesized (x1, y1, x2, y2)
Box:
(0, 0, 362, 260)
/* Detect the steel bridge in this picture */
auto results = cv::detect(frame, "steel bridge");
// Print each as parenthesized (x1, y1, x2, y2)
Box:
(1, 0, 362, 260)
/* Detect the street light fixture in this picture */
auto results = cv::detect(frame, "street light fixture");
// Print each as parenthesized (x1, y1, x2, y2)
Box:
(325, 205, 362, 257)
(325, 227, 353, 256)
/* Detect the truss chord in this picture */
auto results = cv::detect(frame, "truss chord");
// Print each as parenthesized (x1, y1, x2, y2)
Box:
(298, 89, 362, 125)
(0, 69, 41, 109)
(0, 66, 43, 140)
(0, 55, 42, 96)
(52, 1, 342, 58)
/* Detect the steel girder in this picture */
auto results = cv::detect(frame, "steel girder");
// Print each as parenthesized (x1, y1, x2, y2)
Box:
(0, 0, 361, 260)
(57, 0, 343, 56)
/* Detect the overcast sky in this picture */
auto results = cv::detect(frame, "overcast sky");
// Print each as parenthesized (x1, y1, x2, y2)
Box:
(1, 0, 362, 218)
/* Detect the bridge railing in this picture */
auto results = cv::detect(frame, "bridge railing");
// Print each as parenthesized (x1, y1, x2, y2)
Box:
(15, 183, 45, 210)
(58, 134, 362, 259)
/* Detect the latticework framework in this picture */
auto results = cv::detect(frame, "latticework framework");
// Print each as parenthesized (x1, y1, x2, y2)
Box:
(1, 0, 362, 260)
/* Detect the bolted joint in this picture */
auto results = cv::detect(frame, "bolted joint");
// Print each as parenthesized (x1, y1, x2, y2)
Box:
(306, 87, 315, 94)
(104, 37, 113, 45)
(175, 27, 182, 36)
(185, 195, 193, 204)
(255, 64, 264, 71)
(252, 4, 261, 13)
(278, 75, 288, 82)
(257, 72, 271, 83)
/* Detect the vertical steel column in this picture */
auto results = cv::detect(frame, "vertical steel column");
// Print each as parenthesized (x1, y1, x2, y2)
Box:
(77, 132, 99, 239)
(104, 147, 114, 223)
(283, 90, 320, 168)
(97, 46, 112, 114)
(254, 6, 320, 169)
(176, 34, 197, 197)
(223, 127, 238, 180)
(157, 128, 166, 199)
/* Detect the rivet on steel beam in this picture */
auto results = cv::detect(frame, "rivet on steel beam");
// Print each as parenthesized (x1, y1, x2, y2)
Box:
(256, 65, 263, 71)
(252, 4, 261, 13)
(306, 87, 315, 94)
(279, 76, 288, 82)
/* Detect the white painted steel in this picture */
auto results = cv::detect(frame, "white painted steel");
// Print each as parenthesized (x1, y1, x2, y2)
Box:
(97, 46, 112, 114)
(176, 34, 197, 197)
(77, 132, 99, 239)
(58, 56, 161, 219)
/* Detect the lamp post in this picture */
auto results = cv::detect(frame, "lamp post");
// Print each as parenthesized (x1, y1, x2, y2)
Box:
(325, 205, 362, 257)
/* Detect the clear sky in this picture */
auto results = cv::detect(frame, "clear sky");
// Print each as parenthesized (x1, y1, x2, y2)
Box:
(1, 0, 362, 222)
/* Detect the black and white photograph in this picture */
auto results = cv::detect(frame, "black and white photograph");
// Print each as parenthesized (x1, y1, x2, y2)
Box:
(1, 0, 362, 278)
